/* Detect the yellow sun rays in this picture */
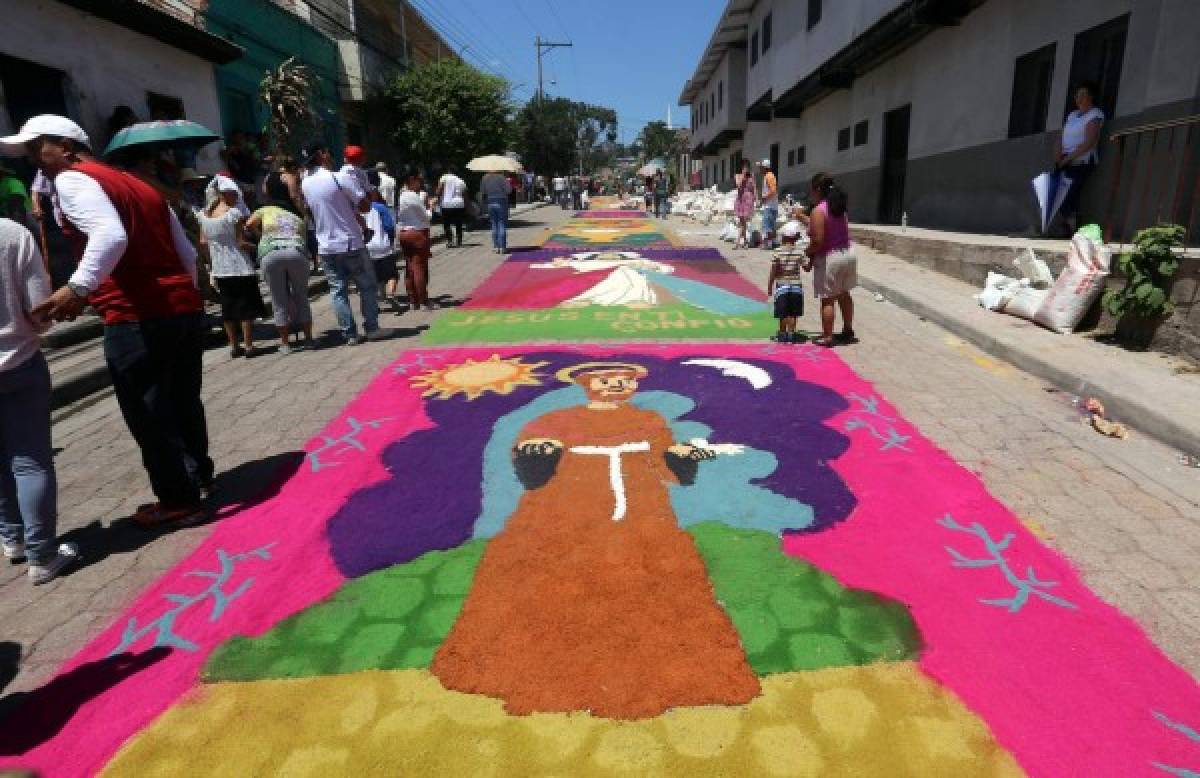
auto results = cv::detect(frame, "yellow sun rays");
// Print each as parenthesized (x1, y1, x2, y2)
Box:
(410, 355, 548, 401)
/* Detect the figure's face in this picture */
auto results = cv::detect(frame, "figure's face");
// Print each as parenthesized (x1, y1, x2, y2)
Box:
(1075, 88, 1094, 111)
(579, 370, 640, 403)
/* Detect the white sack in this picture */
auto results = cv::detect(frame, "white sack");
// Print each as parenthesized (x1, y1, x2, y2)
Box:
(1034, 232, 1111, 334)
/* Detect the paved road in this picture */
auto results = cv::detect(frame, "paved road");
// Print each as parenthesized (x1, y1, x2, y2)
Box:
(1, 205, 1196, 711)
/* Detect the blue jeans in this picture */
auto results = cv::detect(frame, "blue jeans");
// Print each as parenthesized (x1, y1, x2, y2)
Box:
(654, 194, 669, 219)
(0, 352, 57, 564)
(320, 248, 379, 339)
(488, 199, 509, 250)
(762, 205, 779, 245)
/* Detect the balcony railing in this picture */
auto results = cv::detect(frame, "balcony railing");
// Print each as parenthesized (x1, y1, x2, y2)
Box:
(137, 0, 206, 26)
(1103, 114, 1200, 246)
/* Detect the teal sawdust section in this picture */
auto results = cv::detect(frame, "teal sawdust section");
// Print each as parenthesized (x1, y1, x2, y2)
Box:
(690, 522, 923, 674)
(203, 541, 486, 682)
(203, 526, 920, 683)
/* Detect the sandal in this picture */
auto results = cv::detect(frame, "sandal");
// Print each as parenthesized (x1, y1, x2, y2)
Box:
(813, 336, 835, 348)
(834, 329, 858, 344)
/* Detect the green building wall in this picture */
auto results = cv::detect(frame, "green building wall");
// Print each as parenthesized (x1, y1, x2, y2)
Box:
(205, 0, 344, 153)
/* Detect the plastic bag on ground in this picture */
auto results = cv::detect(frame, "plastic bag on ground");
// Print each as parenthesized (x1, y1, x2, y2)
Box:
(977, 271, 1022, 311)
(1034, 229, 1111, 334)
(1014, 248, 1054, 289)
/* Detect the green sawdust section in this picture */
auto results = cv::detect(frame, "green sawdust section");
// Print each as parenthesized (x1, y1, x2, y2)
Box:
(688, 524, 921, 674)
(203, 524, 919, 683)
(423, 304, 780, 345)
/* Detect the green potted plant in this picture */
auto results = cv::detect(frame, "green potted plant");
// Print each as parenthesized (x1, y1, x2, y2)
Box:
(1102, 224, 1186, 348)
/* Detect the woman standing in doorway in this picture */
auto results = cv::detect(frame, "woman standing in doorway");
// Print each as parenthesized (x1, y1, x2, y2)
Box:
(804, 172, 857, 347)
(1054, 81, 1104, 235)
(733, 159, 756, 250)
(199, 178, 266, 357)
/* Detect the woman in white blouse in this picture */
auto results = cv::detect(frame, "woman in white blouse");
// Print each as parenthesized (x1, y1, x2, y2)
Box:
(395, 167, 435, 311)
(198, 178, 266, 356)
(1054, 81, 1104, 235)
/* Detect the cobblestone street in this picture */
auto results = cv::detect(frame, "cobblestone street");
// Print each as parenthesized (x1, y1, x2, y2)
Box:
(4, 205, 1196, 715)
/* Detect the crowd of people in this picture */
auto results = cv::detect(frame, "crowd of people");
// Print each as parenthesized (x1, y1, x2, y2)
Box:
(0, 110, 535, 586)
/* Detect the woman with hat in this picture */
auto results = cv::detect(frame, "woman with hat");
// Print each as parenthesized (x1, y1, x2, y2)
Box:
(198, 176, 266, 357)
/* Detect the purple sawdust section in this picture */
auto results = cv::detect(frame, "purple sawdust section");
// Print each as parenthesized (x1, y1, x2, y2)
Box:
(326, 352, 856, 578)
(504, 248, 728, 263)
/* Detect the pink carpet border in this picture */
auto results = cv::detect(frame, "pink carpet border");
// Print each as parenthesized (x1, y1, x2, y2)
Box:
(3, 344, 1197, 777)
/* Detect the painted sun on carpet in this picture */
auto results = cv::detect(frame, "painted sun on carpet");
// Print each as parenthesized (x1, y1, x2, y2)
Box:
(5, 343, 1199, 776)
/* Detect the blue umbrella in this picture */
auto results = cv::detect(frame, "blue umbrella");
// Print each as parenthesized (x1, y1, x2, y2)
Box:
(1032, 170, 1071, 235)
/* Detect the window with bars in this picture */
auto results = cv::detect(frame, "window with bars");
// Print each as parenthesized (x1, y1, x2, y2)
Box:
(837, 127, 850, 151)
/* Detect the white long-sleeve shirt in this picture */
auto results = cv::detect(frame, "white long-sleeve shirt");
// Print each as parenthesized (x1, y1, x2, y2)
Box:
(0, 218, 51, 373)
(55, 170, 197, 293)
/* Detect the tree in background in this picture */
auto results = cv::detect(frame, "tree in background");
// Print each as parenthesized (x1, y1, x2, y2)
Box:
(385, 60, 511, 170)
(636, 120, 688, 164)
(515, 98, 618, 176)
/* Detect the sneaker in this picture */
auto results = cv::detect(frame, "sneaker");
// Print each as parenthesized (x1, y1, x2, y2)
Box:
(3, 540, 25, 562)
(28, 543, 80, 585)
(279, 343, 294, 356)
(132, 503, 208, 529)
(230, 345, 245, 359)
(771, 333, 790, 343)
(365, 328, 393, 342)
(346, 335, 365, 347)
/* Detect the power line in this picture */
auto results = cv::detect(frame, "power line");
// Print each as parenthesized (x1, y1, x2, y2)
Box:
(406, 0, 516, 81)
(413, 0, 513, 74)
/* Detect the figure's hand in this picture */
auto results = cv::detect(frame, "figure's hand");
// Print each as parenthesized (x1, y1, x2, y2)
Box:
(515, 438, 564, 457)
(668, 443, 716, 461)
(31, 285, 86, 323)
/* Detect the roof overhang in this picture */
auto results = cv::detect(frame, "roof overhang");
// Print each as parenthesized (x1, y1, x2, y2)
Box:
(708, 128, 744, 153)
(773, 0, 984, 118)
(678, 0, 754, 105)
(746, 89, 773, 122)
(56, 0, 243, 64)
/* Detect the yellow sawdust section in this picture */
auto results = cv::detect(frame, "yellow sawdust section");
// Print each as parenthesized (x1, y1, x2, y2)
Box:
(539, 219, 680, 247)
(104, 662, 1023, 777)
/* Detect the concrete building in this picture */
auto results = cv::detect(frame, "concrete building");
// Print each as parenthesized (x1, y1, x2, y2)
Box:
(680, 0, 1200, 237)
(0, 0, 239, 172)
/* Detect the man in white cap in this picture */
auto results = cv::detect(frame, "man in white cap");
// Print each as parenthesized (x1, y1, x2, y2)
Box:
(758, 158, 779, 250)
(1, 114, 214, 528)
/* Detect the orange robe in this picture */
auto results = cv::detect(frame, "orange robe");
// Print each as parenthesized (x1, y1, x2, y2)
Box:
(431, 403, 760, 718)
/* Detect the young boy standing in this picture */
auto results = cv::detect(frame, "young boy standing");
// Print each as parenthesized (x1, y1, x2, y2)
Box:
(767, 246, 806, 343)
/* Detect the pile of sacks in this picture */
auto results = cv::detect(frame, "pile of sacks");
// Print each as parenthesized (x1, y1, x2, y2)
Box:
(672, 186, 735, 225)
(976, 225, 1111, 334)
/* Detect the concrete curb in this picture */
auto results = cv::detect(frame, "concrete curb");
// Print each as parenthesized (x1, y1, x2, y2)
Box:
(856, 270, 1200, 457)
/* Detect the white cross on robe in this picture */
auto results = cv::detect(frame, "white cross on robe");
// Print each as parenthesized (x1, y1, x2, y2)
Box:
(568, 442, 651, 521)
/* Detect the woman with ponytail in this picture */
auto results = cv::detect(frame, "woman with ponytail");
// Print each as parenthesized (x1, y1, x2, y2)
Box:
(804, 172, 857, 346)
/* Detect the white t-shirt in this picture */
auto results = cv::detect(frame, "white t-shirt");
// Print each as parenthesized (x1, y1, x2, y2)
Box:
(364, 207, 394, 259)
(1062, 107, 1104, 164)
(395, 189, 431, 230)
(377, 171, 397, 208)
(553, 176, 565, 192)
(301, 168, 367, 254)
(340, 163, 373, 194)
(0, 219, 51, 373)
(439, 173, 466, 209)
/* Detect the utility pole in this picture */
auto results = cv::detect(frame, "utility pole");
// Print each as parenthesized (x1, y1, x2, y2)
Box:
(535, 35, 572, 104)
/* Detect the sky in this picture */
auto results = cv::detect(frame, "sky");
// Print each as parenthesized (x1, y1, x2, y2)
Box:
(405, 0, 723, 144)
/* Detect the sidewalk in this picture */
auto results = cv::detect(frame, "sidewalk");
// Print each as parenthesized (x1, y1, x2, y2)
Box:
(855, 245, 1200, 457)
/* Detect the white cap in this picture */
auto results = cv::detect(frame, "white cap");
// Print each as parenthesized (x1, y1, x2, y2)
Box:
(0, 114, 91, 155)
(780, 221, 801, 237)
(213, 173, 241, 193)
(760, 158, 771, 168)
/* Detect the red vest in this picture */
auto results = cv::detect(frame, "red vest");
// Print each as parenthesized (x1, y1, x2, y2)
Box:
(68, 161, 202, 324)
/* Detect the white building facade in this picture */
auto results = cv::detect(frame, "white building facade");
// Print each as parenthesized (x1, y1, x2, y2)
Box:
(681, 0, 1200, 235)
(0, 0, 239, 172)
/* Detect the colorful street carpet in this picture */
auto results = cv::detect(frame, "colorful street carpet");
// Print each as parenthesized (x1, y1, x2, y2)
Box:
(424, 248, 775, 345)
(4, 212, 1199, 777)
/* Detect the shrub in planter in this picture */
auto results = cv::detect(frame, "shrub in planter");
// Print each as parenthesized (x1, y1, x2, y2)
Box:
(1103, 224, 1186, 347)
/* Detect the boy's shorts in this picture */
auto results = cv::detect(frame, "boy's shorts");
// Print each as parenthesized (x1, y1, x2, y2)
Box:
(773, 283, 804, 318)
(372, 254, 399, 282)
